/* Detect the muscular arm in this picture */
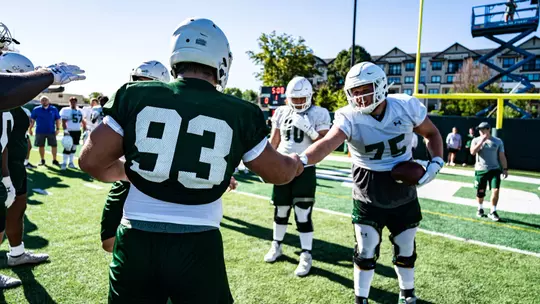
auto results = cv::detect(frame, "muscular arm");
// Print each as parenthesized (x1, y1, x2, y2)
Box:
(0, 71, 54, 110)
(244, 143, 302, 185)
(79, 124, 126, 182)
(56, 119, 61, 134)
(28, 119, 35, 135)
(470, 138, 485, 155)
(269, 127, 281, 150)
(82, 118, 87, 131)
(413, 117, 443, 159)
(62, 119, 68, 131)
(303, 125, 347, 165)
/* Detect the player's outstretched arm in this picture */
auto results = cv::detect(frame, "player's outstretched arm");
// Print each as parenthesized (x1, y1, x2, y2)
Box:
(0, 70, 53, 110)
(302, 125, 347, 166)
(244, 143, 303, 185)
(79, 124, 126, 182)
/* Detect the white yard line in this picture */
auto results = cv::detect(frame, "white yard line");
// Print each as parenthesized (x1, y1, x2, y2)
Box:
(230, 190, 540, 258)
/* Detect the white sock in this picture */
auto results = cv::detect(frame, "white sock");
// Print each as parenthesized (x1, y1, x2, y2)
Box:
(478, 203, 483, 210)
(69, 148, 76, 163)
(9, 242, 25, 257)
(299, 232, 313, 251)
(354, 266, 375, 298)
(24, 159, 28, 165)
(492, 205, 497, 212)
(273, 223, 287, 242)
(394, 266, 415, 290)
(63, 154, 69, 165)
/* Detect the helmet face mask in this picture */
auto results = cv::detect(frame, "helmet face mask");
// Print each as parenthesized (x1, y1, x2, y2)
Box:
(286, 76, 312, 113)
(344, 62, 388, 114)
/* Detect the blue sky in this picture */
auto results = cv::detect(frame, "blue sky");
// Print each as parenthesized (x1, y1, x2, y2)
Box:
(2, 0, 538, 97)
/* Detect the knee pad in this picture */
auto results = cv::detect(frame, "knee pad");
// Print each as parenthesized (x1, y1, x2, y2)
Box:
(353, 224, 381, 270)
(477, 189, 486, 198)
(293, 200, 314, 233)
(390, 228, 418, 268)
(273, 206, 291, 225)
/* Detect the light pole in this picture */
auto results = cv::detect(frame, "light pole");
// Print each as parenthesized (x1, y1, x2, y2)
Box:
(351, 0, 357, 68)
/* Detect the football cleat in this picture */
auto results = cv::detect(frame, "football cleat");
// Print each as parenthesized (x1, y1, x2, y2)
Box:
(0, 274, 21, 289)
(476, 208, 485, 218)
(264, 241, 282, 263)
(61, 163, 67, 171)
(68, 162, 77, 169)
(7, 251, 49, 267)
(398, 296, 417, 304)
(294, 251, 312, 277)
(489, 211, 500, 222)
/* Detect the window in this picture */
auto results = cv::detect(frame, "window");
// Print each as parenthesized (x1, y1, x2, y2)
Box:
(421, 62, 426, 71)
(404, 76, 414, 83)
(524, 73, 540, 81)
(420, 76, 426, 83)
(447, 75, 454, 83)
(388, 77, 401, 84)
(377, 64, 385, 71)
(501, 75, 513, 82)
(522, 57, 540, 71)
(428, 89, 439, 94)
(502, 58, 515, 68)
(405, 62, 415, 71)
(388, 64, 401, 75)
(431, 75, 441, 83)
(447, 60, 463, 73)
(403, 89, 413, 96)
(431, 61, 442, 70)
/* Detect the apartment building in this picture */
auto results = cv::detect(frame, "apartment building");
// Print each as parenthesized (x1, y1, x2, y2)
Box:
(314, 36, 540, 110)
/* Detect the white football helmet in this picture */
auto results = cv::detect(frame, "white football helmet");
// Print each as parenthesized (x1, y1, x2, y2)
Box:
(344, 62, 388, 114)
(286, 76, 313, 113)
(0, 22, 18, 49)
(62, 134, 73, 151)
(130, 60, 170, 82)
(170, 17, 233, 90)
(0, 52, 34, 73)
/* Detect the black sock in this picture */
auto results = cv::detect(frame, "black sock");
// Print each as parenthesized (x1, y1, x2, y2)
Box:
(274, 240, 282, 245)
(400, 288, 415, 298)
(301, 249, 311, 254)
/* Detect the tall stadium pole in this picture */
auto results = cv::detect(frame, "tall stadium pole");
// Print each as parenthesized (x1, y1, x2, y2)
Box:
(351, 0, 357, 67)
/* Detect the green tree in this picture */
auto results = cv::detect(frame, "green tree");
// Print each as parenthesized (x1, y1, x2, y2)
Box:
(327, 45, 372, 89)
(242, 89, 258, 104)
(313, 84, 348, 112)
(247, 31, 319, 86)
(223, 87, 243, 99)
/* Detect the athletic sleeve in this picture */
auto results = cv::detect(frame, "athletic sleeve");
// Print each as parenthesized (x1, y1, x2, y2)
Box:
(314, 107, 332, 132)
(242, 106, 270, 162)
(103, 84, 130, 134)
(498, 139, 505, 153)
(333, 107, 352, 141)
(59, 108, 69, 120)
(407, 97, 427, 127)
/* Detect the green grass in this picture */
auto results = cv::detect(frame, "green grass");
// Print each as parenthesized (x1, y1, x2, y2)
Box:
(2, 152, 539, 303)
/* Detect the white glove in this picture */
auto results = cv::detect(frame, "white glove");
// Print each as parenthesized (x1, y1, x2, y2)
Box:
(416, 156, 444, 187)
(45, 63, 86, 85)
(291, 114, 319, 141)
(2, 177, 16, 208)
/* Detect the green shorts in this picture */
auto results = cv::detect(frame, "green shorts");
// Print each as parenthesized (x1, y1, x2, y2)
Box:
(101, 181, 130, 241)
(352, 199, 422, 235)
(8, 160, 27, 196)
(271, 166, 316, 206)
(109, 225, 233, 304)
(475, 169, 502, 191)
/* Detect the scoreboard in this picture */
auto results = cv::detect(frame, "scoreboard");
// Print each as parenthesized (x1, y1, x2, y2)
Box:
(259, 86, 286, 109)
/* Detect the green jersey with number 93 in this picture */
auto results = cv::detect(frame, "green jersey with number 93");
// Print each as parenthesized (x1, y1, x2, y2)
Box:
(103, 78, 268, 206)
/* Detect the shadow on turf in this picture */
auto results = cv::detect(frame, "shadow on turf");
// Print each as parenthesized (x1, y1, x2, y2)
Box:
(499, 218, 540, 230)
(27, 170, 69, 206)
(46, 166, 94, 182)
(11, 265, 56, 304)
(221, 216, 396, 279)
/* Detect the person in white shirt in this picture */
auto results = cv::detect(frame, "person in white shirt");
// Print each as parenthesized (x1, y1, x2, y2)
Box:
(445, 127, 462, 166)
(59, 97, 86, 170)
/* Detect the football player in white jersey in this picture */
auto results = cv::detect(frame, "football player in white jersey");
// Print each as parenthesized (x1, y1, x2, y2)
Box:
(59, 97, 86, 170)
(264, 76, 331, 277)
(300, 62, 443, 304)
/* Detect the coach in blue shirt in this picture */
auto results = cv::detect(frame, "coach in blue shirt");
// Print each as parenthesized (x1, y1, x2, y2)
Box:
(29, 96, 61, 167)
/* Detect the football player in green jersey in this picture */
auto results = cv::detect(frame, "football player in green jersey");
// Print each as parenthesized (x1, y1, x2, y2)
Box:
(80, 18, 303, 303)
(0, 52, 49, 272)
(100, 60, 171, 253)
